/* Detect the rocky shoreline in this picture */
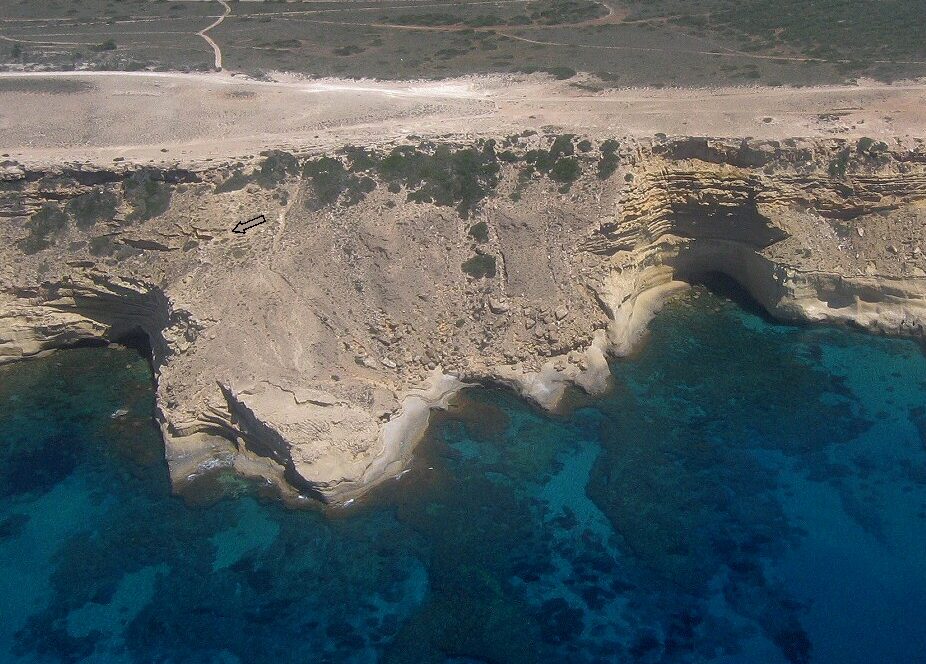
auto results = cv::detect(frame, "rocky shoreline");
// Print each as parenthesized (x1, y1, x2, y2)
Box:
(2, 135, 925, 505)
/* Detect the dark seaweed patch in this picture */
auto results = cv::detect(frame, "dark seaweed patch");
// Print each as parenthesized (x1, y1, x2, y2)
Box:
(0, 434, 79, 497)
(0, 512, 29, 539)
(3, 290, 926, 663)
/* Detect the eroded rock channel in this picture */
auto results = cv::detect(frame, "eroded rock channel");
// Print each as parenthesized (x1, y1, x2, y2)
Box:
(2, 135, 925, 504)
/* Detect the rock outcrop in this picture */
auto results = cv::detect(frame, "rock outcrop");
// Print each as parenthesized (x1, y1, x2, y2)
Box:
(586, 141, 926, 354)
(2, 135, 925, 504)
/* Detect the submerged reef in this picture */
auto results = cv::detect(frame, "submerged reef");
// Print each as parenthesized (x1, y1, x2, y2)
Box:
(2, 289, 926, 662)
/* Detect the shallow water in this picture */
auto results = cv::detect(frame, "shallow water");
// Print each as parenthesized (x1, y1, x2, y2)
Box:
(1, 287, 926, 663)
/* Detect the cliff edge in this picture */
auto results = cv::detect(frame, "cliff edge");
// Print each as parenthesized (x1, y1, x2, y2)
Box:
(2, 134, 925, 504)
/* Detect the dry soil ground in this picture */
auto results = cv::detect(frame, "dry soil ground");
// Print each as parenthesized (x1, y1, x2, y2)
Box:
(1, 70, 925, 167)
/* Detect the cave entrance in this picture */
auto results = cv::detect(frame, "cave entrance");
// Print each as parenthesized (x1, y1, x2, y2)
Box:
(112, 325, 157, 379)
(682, 270, 776, 323)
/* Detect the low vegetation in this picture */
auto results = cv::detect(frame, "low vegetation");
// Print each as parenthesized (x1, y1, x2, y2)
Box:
(827, 148, 851, 178)
(461, 253, 497, 278)
(18, 204, 67, 254)
(65, 188, 118, 228)
(302, 157, 376, 210)
(332, 45, 365, 57)
(89, 39, 117, 52)
(376, 142, 502, 217)
(517, 65, 577, 80)
(597, 139, 620, 179)
(206, 136, 612, 217)
(468, 221, 490, 243)
(255, 151, 300, 189)
(317, 141, 506, 217)
(123, 170, 172, 221)
(632, 0, 925, 80)
(528, 0, 607, 25)
(521, 135, 583, 190)
(2, 0, 923, 83)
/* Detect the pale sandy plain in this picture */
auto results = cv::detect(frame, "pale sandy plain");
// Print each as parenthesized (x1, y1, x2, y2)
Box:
(3, 69, 926, 504)
(1, 70, 925, 166)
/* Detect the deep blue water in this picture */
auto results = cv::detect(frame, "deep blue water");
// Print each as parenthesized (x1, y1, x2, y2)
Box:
(2, 286, 926, 663)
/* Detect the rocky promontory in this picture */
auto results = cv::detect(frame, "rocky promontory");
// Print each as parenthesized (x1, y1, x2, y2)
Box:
(2, 134, 925, 504)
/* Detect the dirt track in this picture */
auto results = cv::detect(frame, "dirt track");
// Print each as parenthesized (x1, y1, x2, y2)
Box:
(197, 0, 230, 70)
(1, 70, 924, 167)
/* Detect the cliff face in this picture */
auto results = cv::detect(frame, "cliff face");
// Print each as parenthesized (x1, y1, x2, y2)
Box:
(2, 135, 925, 505)
(589, 140, 926, 355)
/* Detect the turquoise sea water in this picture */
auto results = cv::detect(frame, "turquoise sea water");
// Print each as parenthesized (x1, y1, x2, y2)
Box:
(1, 286, 926, 663)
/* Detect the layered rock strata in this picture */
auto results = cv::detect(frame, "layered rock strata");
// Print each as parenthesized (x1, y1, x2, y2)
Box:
(2, 136, 925, 504)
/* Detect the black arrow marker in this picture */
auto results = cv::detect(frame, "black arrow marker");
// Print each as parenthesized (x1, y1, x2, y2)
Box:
(232, 214, 268, 235)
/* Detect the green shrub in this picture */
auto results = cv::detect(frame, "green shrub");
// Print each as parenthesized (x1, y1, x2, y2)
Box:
(18, 203, 67, 254)
(377, 142, 501, 217)
(123, 170, 172, 221)
(468, 221, 489, 243)
(857, 137, 875, 153)
(597, 139, 620, 179)
(89, 235, 115, 256)
(340, 145, 379, 172)
(255, 150, 299, 188)
(521, 135, 584, 189)
(461, 253, 497, 278)
(302, 156, 376, 209)
(550, 134, 574, 160)
(828, 148, 851, 178)
(522, 149, 555, 173)
(65, 187, 118, 228)
(856, 137, 888, 157)
(550, 157, 580, 183)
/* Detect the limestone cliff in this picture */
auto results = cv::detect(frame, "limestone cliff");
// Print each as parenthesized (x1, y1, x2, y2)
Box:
(2, 135, 925, 504)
